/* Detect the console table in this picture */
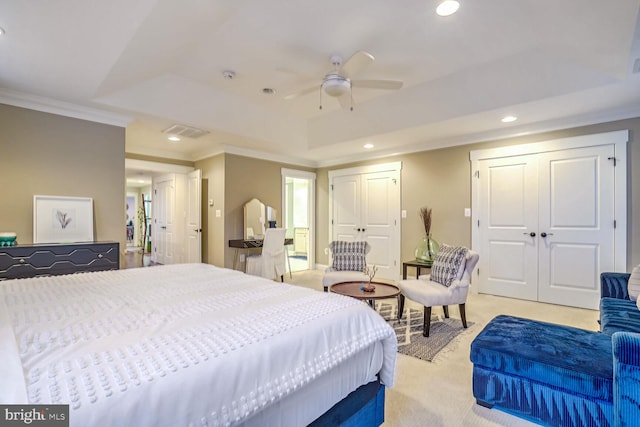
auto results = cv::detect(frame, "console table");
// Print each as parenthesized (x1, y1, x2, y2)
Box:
(229, 238, 293, 275)
(0, 241, 119, 280)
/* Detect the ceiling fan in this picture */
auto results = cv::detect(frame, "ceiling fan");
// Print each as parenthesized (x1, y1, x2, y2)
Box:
(284, 51, 403, 111)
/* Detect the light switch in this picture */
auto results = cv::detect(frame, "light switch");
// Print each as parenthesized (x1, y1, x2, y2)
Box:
(208, 199, 214, 207)
(215, 209, 221, 218)
(464, 208, 471, 217)
(401, 210, 407, 218)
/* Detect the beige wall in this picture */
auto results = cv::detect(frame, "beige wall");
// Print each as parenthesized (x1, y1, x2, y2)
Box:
(315, 117, 640, 271)
(195, 154, 225, 266)
(0, 104, 126, 257)
(195, 153, 315, 268)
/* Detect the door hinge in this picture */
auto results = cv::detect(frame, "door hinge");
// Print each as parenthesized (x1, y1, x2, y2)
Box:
(614, 219, 617, 229)
(154, 189, 157, 195)
(477, 268, 479, 276)
(474, 170, 480, 178)
(330, 184, 334, 191)
(392, 178, 397, 185)
(477, 219, 480, 227)
(331, 219, 334, 225)
(608, 156, 617, 166)
(394, 219, 397, 226)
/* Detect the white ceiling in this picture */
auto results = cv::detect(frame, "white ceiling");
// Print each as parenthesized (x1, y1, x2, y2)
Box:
(2, 0, 640, 168)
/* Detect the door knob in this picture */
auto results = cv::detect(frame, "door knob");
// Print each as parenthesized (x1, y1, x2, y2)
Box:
(523, 232, 536, 237)
(540, 232, 554, 237)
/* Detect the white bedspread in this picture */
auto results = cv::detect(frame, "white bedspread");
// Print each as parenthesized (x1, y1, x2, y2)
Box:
(0, 264, 396, 426)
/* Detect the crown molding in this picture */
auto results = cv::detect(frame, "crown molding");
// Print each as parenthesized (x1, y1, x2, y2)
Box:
(0, 88, 132, 127)
(198, 144, 318, 168)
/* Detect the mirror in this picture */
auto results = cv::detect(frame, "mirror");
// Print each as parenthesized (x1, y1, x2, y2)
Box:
(244, 198, 266, 239)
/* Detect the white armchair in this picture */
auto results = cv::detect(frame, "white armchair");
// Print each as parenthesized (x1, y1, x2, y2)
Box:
(246, 228, 287, 282)
(398, 246, 479, 337)
(322, 241, 371, 292)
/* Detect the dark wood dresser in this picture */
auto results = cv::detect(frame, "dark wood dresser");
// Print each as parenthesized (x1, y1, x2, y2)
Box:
(0, 241, 119, 280)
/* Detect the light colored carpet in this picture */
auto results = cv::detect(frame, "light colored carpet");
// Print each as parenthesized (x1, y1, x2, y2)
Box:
(377, 303, 475, 362)
(285, 269, 600, 427)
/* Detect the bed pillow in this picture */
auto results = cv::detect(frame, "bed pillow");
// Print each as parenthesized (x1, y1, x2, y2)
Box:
(430, 244, 468, 287)
(629, 264, 640, 301)
(329, 241, 367, 272)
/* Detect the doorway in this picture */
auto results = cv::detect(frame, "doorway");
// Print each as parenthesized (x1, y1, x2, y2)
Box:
(282, 169, 316, 272)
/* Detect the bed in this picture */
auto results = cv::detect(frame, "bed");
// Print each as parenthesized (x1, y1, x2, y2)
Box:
(0, 263, 397, 426)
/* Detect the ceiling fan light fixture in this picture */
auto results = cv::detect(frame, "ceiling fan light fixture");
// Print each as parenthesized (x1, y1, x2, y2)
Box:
(436, 0, 460, 16)
(323, 75, 350, 97)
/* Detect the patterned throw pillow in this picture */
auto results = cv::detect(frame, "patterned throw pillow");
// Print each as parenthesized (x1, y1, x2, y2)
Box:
(330, 241, 368, 272)
(628, 264, 640, 301)
(430, 244, 468, 287)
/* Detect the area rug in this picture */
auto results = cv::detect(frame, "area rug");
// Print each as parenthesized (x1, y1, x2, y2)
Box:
(377, 303, 474, 362)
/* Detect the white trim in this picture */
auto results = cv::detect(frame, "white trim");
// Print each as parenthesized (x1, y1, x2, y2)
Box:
(281, 168, 317, 272)
(125, 158, 194, 175)
(470, 130, 628, 294)
(613, 138, 628, 272)
(281, 168, 317, 180)
(0, 88, 132, 127)
(469, 130, 629, 161)
(327, 161, 402, 180)
(215, 144, 317, 168)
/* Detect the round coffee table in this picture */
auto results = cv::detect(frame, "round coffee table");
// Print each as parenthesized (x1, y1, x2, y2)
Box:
(330, 280, 401, 313)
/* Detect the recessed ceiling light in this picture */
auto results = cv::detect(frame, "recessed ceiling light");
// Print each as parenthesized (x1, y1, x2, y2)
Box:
(501, 115, 518, 123)
(222, 70, 236, 80)
(363, 143, 374, 149)
(436, 0, 460, 17)
(168, 136, 181, 142)
(262, 88, 276, 95)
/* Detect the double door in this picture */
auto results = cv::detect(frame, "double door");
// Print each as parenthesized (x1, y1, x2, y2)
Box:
(330, 163, 401, 280)
(474, 142, 621, 310)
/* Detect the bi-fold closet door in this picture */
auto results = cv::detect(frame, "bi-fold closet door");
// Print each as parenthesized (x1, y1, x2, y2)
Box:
(471, 131, 627, 310)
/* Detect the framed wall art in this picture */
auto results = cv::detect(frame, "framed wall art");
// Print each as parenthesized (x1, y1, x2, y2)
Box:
(33, 195, 94, 243)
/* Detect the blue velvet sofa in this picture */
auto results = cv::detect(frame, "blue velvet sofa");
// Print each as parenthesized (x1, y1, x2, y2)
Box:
(600, 272, 640, 335)
(470, 273, 640, 427)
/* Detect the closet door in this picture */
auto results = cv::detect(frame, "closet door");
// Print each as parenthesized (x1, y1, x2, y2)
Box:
(537, 145, 615, 309)
(361, 171, 400, 279)
(478, 154, 539, 301)
(476, 144, 617, 309)
(330, 166, 400, 280)
(332, 174, 361, 242)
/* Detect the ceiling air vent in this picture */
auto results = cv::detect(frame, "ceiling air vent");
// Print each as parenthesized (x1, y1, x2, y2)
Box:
(162, 124, 210, 139)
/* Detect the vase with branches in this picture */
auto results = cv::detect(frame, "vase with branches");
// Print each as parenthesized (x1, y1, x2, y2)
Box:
(415, 206, 440, 265)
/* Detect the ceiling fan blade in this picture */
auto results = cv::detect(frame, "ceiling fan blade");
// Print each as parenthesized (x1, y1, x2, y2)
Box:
(339, 51, 375, 78)
(337, 93, 352, 110)
(351, 79, 403, 90)
(284, 85, 320, 100)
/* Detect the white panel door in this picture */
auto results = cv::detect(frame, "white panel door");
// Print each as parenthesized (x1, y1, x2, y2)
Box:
(361, 171, 400, 279)
(538, 145, 615, 309)
(154, 176, 175, 265)
(153, 180, 166, 264)
(478, 155, 539, 301)
(186, 169, 202, 263)
(332, 174, 361, 242)
(331, 167, 400, 280)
